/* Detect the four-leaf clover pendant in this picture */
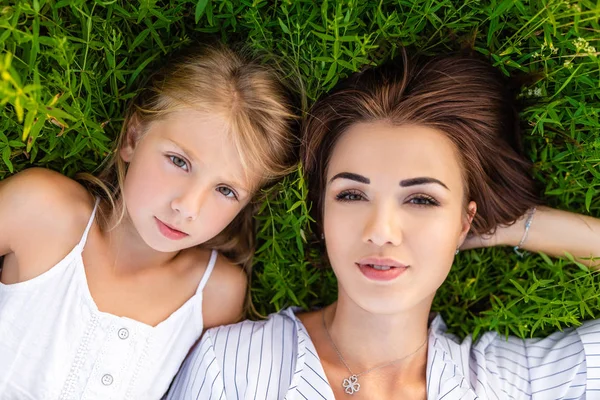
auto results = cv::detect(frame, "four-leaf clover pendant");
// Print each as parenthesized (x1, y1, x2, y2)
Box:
(342, 375, 360, 395)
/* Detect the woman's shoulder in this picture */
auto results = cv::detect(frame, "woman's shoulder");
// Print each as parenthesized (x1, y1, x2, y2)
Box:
(168, 308, 304, 400)
(205, 307, 300, 346)
(427, 314, 600, 399)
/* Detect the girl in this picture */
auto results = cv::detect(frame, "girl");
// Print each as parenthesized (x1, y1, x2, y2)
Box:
(0, 45, 299, 399)
(167, 51, 600, 399)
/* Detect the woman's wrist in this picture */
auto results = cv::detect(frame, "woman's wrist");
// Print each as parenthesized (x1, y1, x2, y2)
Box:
(498, 207, 538, 248)
(512, 207, 537, 255)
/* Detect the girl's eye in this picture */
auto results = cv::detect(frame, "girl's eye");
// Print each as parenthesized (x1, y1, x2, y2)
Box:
(335, 190, 365, 202)
(169, 155, 188, 171)
(217, 186, 237, 200)
(408, 195, 439, 207)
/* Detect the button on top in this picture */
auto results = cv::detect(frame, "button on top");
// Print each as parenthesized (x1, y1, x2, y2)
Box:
(101, 374, 113, 386)
(117, 328, 129, 340)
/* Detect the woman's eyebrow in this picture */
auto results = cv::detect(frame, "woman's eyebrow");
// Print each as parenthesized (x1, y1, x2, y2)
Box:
(329, 172, 370, 184)
(400, 177, 449, 190)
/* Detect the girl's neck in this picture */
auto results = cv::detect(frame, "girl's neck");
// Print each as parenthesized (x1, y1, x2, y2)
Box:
(103, 207, 182, 273)
(324, 290, 432, 376)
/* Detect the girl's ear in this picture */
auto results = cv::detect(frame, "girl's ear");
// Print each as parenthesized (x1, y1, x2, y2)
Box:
(459, 201, 477, 245)
(120, 112, 143, 163)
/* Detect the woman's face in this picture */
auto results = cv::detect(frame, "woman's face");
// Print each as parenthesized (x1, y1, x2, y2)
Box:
(323, 122, 476, 315)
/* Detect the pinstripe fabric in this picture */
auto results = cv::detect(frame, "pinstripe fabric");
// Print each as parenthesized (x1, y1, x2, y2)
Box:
(167, 308, 600, 399)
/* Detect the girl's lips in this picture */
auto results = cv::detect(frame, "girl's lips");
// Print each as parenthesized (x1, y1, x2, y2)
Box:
(356, 262, 408, 281)
(155, 217, 188, 240)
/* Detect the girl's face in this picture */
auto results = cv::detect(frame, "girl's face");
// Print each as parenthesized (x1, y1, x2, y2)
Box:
(323, 122, 475, 315)
(120, 110, 256, 253)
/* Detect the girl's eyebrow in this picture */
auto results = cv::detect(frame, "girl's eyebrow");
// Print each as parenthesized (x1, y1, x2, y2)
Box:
(166, 139, 197, 161)
(165, 138, 251, 194)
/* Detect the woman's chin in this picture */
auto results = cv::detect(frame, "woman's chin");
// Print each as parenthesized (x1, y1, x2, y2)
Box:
(340, 285, 436, 317)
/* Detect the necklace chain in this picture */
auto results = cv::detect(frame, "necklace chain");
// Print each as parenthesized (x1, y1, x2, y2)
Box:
(321, 308, 428, 395)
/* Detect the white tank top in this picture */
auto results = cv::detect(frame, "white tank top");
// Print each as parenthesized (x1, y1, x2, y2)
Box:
(0, 199, 217, 399)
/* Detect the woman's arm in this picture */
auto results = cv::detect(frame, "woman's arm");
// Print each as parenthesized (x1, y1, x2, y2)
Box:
(462, 206, 600, 267)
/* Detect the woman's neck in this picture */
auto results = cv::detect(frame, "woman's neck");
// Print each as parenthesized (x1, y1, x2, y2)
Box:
(323, 290, 432, 378)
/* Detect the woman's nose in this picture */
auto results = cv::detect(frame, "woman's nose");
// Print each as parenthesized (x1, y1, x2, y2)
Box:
(362, 201, 402, 247)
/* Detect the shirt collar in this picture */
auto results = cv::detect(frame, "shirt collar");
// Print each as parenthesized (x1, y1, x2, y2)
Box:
(426, 314, 479, 399)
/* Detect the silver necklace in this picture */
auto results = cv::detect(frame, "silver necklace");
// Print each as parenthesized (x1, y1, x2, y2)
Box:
(321, 309, 428, 395)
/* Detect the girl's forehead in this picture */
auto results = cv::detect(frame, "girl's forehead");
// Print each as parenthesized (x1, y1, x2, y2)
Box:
(149, 111, 257, 187)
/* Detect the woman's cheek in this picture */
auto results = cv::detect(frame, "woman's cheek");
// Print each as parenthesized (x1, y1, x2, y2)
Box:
(325, 205, 357, 241)
(423, 219, 461, 273)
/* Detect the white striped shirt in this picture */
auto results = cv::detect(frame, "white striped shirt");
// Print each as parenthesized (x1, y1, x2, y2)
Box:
(167, 308, 600, 399)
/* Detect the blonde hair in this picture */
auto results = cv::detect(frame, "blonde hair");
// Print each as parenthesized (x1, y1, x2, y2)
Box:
(79, 44, 299, 311)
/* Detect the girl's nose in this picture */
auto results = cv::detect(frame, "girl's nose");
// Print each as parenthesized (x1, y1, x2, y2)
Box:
(170, 187, 207, 221)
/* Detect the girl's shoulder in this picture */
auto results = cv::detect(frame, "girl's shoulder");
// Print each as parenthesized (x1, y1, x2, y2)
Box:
(198, 250, 249, 329)
(0, 168, 95, 282)
(1, 167, 92, 211)
(5, 167, 93, 225)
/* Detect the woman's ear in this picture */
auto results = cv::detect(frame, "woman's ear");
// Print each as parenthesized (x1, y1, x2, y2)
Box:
(120, 112, 143, 163)
(459, 201, 477, 245)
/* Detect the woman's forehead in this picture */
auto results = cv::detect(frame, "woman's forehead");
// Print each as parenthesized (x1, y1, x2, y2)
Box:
(327, 122, 464, 189)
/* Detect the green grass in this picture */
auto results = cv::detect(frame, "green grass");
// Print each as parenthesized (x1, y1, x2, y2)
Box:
(1, 0, 599, 339)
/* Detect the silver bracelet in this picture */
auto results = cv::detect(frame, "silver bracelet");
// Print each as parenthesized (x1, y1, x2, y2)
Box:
(514, 207, 537, 257)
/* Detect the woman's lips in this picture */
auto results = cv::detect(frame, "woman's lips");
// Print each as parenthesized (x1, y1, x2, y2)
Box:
(356, 257, 408, 281)
(155, 217, 189, 240)
(357, 263, 408, 281)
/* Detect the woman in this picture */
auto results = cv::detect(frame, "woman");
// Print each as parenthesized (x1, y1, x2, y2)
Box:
(166, 51, 600, 399)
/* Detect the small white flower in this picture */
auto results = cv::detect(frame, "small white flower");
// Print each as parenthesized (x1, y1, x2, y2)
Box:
(574, 38, 589, 51)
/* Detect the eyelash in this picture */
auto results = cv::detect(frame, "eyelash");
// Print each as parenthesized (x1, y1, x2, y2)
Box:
(168, 155, 189, 171)
(335, 190, 440, 207)
(217, 186, 238, 201)
(407, 194, 440, 207)
(167, 155, 239, 201)
(335, 190, 365, 202)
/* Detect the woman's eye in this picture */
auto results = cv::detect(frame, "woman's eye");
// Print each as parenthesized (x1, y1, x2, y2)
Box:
(217, 186, 237, 199)
(169, 155, 188, 171)
(408, 195, 439, 206)
(336, 190, 365, 202)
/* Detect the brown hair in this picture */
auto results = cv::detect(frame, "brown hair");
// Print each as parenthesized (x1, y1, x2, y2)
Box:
(79, 44, 300, 305)
(302, 50, 539, 238)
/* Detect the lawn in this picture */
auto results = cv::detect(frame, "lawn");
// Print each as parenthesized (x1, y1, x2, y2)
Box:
(1, 0, 599, 339)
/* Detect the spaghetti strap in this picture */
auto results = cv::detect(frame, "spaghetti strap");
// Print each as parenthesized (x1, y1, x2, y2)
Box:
(77, 198, 100, 250)
(196, 250, 218, 294)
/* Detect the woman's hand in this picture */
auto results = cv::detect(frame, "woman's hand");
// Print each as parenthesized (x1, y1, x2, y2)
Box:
(461, 206, 600, 268)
